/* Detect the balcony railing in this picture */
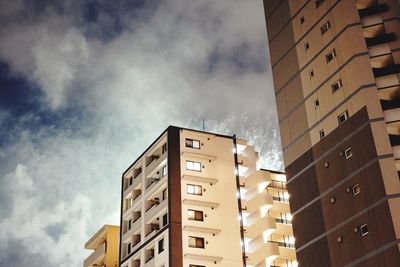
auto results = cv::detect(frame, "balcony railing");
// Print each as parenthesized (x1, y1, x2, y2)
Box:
(273, 196, 289, 203)
(373, 64, 400, 78)
(366, 33, 396, 47)
(358, 3, 388, 17)
(269, 180, 287, 189)
(269, 241, 295, 248)
(275, 218, 292, 224)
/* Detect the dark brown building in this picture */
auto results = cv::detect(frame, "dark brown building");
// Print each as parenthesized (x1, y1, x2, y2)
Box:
(263, 0, 400, 266)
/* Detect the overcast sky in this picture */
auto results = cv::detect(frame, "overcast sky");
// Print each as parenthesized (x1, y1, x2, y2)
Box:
(0, 0, 281, 266)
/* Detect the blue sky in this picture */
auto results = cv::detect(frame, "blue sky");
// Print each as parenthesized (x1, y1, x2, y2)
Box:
(0, 1, 281, 266)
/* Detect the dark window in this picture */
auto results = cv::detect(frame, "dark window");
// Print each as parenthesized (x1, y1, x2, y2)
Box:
(187, 184, 202, 195)
(315, 0, 325, 8)
(127, 243, 131, 254)
(338, 111, 349, 125)
(314, 99, 320, 108)
(360, 224, 368, 236)
(326, 49, 336, 63)
(309, 69, 314, 78)
(188, 236, 205, 248)
(188, 209, 204, 221)
(162, 143, 167, 154)
(163, 213, 168, 226)
(321, 21, 331, 35)
(162, 188, 167, 201)
(158, 238, 164, 253)
(128, 219, 132, 230)
(300, 16, 305, 24)
(304, 42, 310, 51)
(186, 138, 201, 149)
(320, 129, 325, 140)
(331, 79, 343, 92)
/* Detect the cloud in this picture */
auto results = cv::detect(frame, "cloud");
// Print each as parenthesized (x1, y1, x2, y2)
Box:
(0, 0, 282, 266)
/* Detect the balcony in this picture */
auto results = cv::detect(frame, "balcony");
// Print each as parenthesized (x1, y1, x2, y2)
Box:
(380, 99, 400, 111)
(83, 242, 105, 267)
(241, 170, 271, 189)
(366, 33, 396, 47)
(241, 191, 273, 213)
(145, 152, 167, 177)
(373, 64, 400, 78)
(145, 223, 160, 238)
(145, 198, 168, 224)
(122, 218, 141, 242)
(144, 249, 155, 266)
(244, 216, 276, 238)
(358, 3, 388, 18)
(246, 239, 279, 266)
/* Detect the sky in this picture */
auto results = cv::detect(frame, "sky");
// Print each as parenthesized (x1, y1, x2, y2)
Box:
(0, 0, 281, 266)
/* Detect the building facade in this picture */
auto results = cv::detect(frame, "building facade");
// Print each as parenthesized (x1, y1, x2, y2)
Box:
(84, 224, 120, 267)
(118, 126, 296, 267)
(263, 0, 400, 266)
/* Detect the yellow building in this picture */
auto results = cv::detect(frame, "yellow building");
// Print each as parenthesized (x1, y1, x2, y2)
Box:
(84, 224, 120, 267)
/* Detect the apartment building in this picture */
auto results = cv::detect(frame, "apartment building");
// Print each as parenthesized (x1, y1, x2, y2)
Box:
(84, 224, 120, 267)
(263, 0, 400, 266)
(118, 126, 296, 267)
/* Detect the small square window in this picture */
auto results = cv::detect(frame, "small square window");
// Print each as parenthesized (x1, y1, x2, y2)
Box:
(352, 184, 360, 195)
(304, 42, 310, 51)
(320, 129, 325, 139)
(321, 21, 331, 35)
(158, 238, 164, 254)
(360, 224, 368, 236)
(187, 184, 202, 195)
(338, 111, 349, 125)
(344, 147, 352, 159)
(309, 69, 314, 78)
(331, 79, 343, 93)
(188, 236, 205, 248)
(315, 0, 325, 8)
(186, 160, 202, 172)
(300, 16, 305, 24)
(326, 49, 336, 63)
(188, 209, 204, 221)
(186, 138, 201, 149)
(314, 99, 320, 108)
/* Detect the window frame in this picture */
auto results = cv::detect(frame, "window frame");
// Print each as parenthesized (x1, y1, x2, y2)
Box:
(326, 49, 336, 63)
(188, 236, 205, 249)
(186, 160, 202, 172)
(360, 224, 369, 236)
(319, 129, 325, 139)
(331, 79, 343, 93)
(314, 98, 320, 108)
(158, 238, 165, 254)
(338, 111, 349, 125)
(344, 147, 352, 159)
(186, 138, 201, 149)
(187, 184, 202, 196)
(352, 184, 360, 196)
(187, 209, 204, 221)
(320, 21, 331, 35)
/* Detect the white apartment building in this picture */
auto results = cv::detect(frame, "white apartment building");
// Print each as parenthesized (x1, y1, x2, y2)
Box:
(119, 126, 297, 267)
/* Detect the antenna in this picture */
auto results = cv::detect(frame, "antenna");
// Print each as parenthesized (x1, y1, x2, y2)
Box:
(202, 117, 205, 131)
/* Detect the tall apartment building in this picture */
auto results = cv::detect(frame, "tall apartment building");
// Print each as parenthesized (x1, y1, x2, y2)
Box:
(84, 224, 120, 267)
(263, 0, 400, 266)
(118, 126, 296, 267)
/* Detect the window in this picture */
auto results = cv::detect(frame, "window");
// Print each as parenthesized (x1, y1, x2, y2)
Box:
(314, 99, 320, 108)
(162, 165, 167, 176)
(162, 143, 167, 154)
(163, 213, 168, 226)
(188, 236, 205, 248)
(300, 16, 305, 24)
(338, 111, 349, 125)
(352, 184, 360, 195)
(360, 224, 368, 236)
(326, 49, 336, 63)
(331, 79, 343, 93)
(158, 238, 164, 253)
(127, 243, 131, 254)
(128, 219, 132, 230)
(186, 160, 202, 172)
(162, 188, 167, 201)
(187, 184, 202, 195)
(320, 129, 325, 139)
(309, 69, 314, 78)
(320, 21, 331, 35)
(315, 0, 325, 8)
(344, 147, 352, 159)
(304, 42, 310, 51)
(188, 209, 204, 221)
(186, 138, 201, 149)
(129, 176, 133, 186)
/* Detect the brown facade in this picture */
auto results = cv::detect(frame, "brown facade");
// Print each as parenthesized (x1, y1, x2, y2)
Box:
(167, 126, 183, 267)
(264, 0, 400, 266)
